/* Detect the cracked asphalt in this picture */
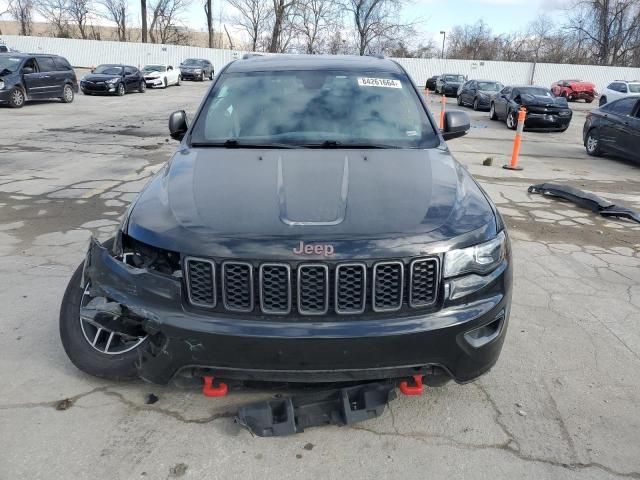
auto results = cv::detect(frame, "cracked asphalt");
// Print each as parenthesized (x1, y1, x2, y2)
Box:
(1, 79, 639, 480)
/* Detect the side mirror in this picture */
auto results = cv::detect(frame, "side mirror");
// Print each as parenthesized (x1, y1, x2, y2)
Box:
(169, 110, 188, 141)
(442, 111, 470, 140)
(22, 66, 34, 74)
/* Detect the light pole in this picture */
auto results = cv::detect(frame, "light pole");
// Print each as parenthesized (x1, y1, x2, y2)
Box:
(440, 31, 446, 59)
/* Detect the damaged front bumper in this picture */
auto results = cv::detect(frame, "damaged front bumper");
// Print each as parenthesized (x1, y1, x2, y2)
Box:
(84, 238, 511, 386)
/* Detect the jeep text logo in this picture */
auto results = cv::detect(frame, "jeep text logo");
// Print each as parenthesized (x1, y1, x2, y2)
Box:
(293, 241, 335, 257)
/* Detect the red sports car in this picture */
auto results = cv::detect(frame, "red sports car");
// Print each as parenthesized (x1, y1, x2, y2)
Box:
(551, 80, 597, 103)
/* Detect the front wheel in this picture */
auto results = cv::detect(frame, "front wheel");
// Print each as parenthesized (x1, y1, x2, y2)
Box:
(138, 81, 146, 93)
(117, 83, 125, 96)
(59, 259, 147, 380)
(209, 71, 214, 80)
(489, 103, 498, 120)
(200, 72, 205, 82)
(506, 110, 517, 130)
(163, 77, 168, 88)
(585, 129, 602, 156)
(456, 95, 462, 106)
(176, 75, 181, 86)
(473, 98, 479, 111)
(8, 87, 25, 108)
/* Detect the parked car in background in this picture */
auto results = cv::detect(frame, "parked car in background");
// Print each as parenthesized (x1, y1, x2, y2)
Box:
(0, 44, 9, 53)
(550, 79, 597, 103)
(436, 74, 466, 96)
(599, 81, 640, 106)
(179, 58, 214, 81)
(81, 64, 145, 96)
(425, 75, 439, 91)
(0, 52, 78, 108)
(583, 97, 640, 163)
(457, 80, 503, 110)
(143, 64, 181, 88)
(490, 85, 572, 131)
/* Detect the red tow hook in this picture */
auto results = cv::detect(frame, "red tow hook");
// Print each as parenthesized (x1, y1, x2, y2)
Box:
(399, 374, 424, 396)
(202, 376, 228, 397)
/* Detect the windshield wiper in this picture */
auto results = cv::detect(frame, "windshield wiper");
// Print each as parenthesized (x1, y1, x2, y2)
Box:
(304, 140, 401, 149)
(191, 139, 300, 149)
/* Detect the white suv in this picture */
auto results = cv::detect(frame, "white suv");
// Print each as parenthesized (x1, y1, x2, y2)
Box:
(599, 80, 640, 106)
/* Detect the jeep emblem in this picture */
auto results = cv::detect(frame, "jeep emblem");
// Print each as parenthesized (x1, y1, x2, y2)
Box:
(293, 241, 335, 257)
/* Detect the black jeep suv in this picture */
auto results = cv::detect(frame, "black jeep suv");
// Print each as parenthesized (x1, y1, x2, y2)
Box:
(60, 55, 512, 390)
(0, 53, 78, 108)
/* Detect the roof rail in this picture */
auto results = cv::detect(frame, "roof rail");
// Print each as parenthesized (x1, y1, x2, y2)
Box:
(242, 53, 262, 60)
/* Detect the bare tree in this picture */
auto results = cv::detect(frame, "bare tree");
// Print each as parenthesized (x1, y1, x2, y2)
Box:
(98, 0, 127, 40)
(268, 0, 296, 52)
(148, 0, 191, 43)
(446, 20, 497, 60)
(343, 0, 411, 55)
(293, 0, 338, 53)
(7, 0, 34, 35)
(227, 0, 272, 51)
(66, 0, 92, 38)
(34, 0, 72, 37)
(204, 0, 214, 47)
(141, 0, 148, 42)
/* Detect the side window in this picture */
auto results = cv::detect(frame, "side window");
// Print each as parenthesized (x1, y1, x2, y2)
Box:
(36, 57, 58, 72)
(511, 88, 520, 100)
(607, 98, 637, 115)
(23, 58, 38, 73)
(168, 65, 173, 70)
(53, 57, 72, 71)
(124, 66, 134, 75)
(619, 83, 628, 93)
(500, 87, 511, 96)
(607, 83, 619, 92)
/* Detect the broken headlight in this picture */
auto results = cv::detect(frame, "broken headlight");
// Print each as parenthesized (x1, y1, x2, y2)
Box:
(443, 231, 506, 278)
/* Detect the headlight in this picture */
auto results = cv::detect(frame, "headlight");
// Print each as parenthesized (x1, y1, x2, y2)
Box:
(0, 80, 4, 90)
(444, 231, 506, 278)
(106, 77, 119, 84)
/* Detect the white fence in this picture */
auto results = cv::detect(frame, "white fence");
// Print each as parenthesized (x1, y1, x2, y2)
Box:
(2, 35, 640, 93)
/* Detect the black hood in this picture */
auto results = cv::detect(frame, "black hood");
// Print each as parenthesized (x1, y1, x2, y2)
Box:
(126, 148, 497, 259)
(521, 94, 568, 108)
(83, 73, 121, 82)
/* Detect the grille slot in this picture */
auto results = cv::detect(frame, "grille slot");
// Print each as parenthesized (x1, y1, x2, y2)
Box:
(298, 264, 329, 315)
(335, 263, 366, 314)
(185, 257, 216, 307)
(260, 264, 291, 314)
(410, 258, 439, 307)
(372, 261, 404, 312)
(222, 261, 254, 312)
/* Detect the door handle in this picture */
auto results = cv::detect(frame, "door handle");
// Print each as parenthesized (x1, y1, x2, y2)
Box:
(42, 75, 51, 78)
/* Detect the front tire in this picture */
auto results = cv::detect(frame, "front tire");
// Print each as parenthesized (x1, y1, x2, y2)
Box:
(176, 75, 181, 86)
(163, 77, 168, 88)
(59, 258, 146, 380)
(456, 95, 462, 106)
(117, 83, 125, 96)
(200, 72, 205, 82)
(473, 98, 479, 111)
(506, 110, 517, 130)
(8, 87, 25, 108)
(61, 84, 74, 103)
(585, 129, 602, 156)
(138, 81, 146, 93)
(209, 71, 214, 80)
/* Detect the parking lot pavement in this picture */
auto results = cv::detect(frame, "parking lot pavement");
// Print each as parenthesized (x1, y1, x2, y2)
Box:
(1, 82, 639, 480)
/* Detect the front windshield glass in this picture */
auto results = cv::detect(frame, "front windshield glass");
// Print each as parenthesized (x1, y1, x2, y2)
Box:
(519, 87, 552, 97)
(0, 56, 22, 73)
(477, 81, 501, 91)
(444, 75, 464, 82)
(190, 70, 437, 148)
(94, 65, 122, 75)
(629, 83, 640, 93)
(144, 65, 166, 72)
(183, 59, 202, 66)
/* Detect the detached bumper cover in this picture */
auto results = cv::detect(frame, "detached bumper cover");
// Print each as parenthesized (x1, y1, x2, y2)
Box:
(84, 239, 512, 385)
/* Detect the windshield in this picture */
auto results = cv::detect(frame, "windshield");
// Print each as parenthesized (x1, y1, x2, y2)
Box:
(144, 65, 166, 72)
(629, 83, 640, 93)
(190, 70, 438, 148)
(477, 82, 501, 91)
(183, 59, 202, 66)
(520, 87, 552, 97)
(94, 65, 122, 75)
(0, 56, 21, 73)
(444, 75, 464, 82)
